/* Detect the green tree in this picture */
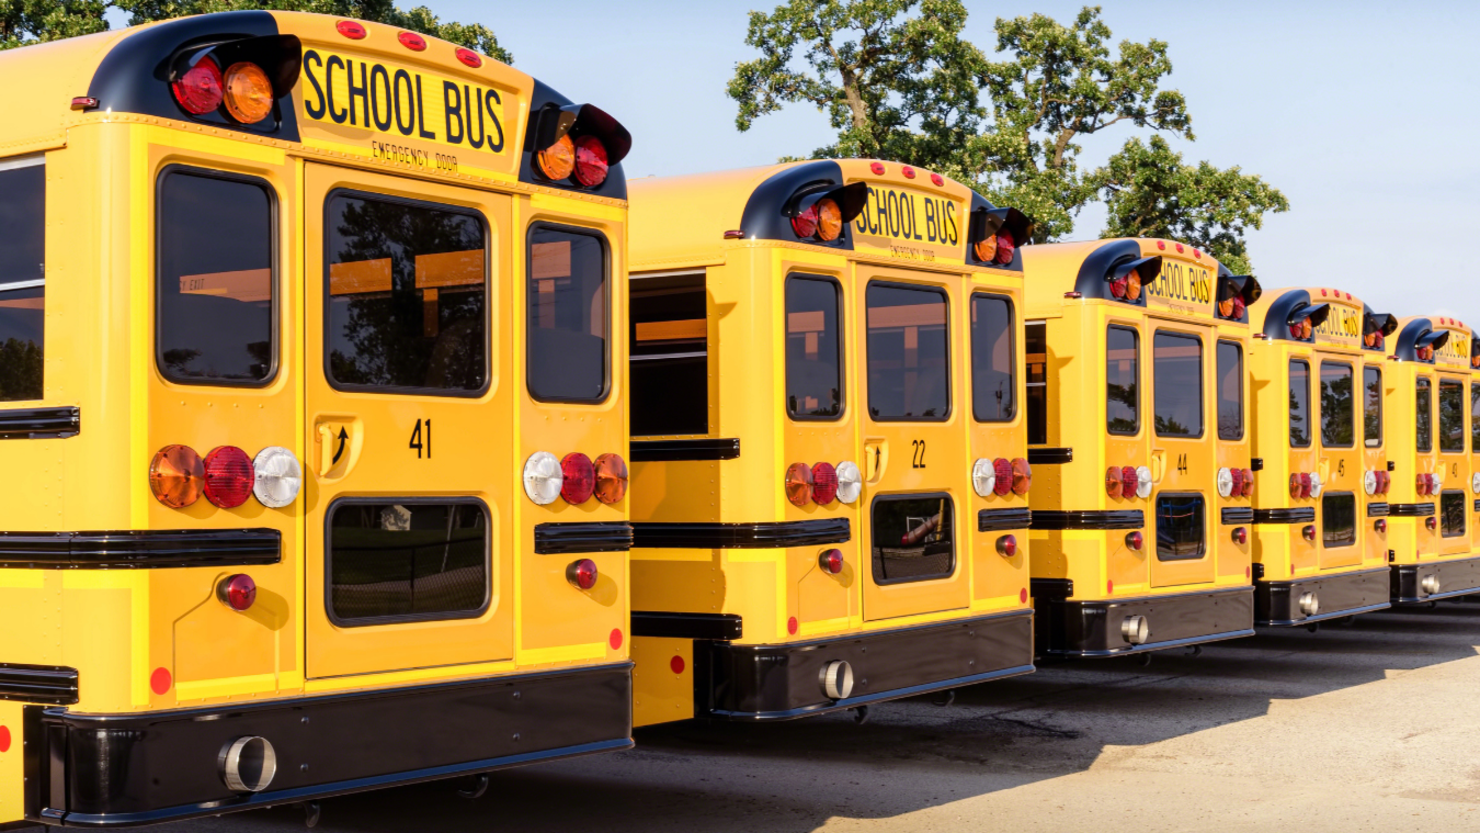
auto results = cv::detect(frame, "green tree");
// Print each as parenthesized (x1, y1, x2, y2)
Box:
(1, 0, 511, 63)
(1094, 136, 1288, 276)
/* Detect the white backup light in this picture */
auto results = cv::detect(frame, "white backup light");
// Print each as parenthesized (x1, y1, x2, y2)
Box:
(835, 461, 863, 504)
(972, 458, 996, 498)
(523, 451, 564, 505)
(1135, 466, 1153, 499)
(252, 446, 302, 508)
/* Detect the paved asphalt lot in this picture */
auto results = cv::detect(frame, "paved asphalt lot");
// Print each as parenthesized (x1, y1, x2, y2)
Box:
(60, 601, 1480, 832)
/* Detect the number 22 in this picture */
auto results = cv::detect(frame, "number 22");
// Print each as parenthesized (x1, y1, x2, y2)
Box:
(911, 440, 927, 469)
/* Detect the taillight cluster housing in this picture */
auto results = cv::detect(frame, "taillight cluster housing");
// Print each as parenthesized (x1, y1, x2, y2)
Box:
(149, 445, 301, 509)
(1364, 469, 1392, 496)
(1415, 344, 1435, 361)
(973, 458, 1031, 497)
(537, 133, 610, 188)
(1415, 472, 1442, 496)
(523, 452, 628, 506)
(1217, 467, 1255, 499)
(973, 230, 1016, 266)
(792, 198, 844, 243)
(1105, 465, 1153, 499)
(529, 104, 631, 191)
(1289, 317, 1315, 340)
(786, 461, 862, 506)
(1288, 471, 1324, 499)
(171, 57, 277, 125)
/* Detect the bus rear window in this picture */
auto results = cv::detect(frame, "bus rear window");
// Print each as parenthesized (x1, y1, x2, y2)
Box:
(528, 226, 609, 402)
(1216, 340, 1242, 440)
(1289, 360, 1311, 448)
(0, 157, 44, 401)
(871, 494, 954, 584)
(1106, 325, 1138, 435)
(1440, 378, 1465, 453)
(1320, 362, 1354, 447)
(1417, 378, 1432, 452)
(1153, 331, 1202, 438)
(1365, 367, 1383, 448)
(328, 500, 489, 624)
(1441, 491, 1466, 538)
(158, 170, 274, 385)
(325, 193, 486, 393)
(1322, 493, 1356, 548)
(1155, 494, 1205, 561)
(787, 275, 843, 420)
(866, 283, 949, 421)
(971, 294, 1015, 422)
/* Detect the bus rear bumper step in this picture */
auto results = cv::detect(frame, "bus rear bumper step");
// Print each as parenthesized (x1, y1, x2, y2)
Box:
(1255, 566, 1392, 626)
(1391, 555, 1480, 605)
(1034, 585, 1254, 658)
(701, 609, 1034, 721)
(24, 662, 632, 827)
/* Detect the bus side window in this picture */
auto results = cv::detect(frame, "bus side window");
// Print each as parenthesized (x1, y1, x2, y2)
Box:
(1320, 361, 1354, 447)
(528, 226, 609, 402)
(1106, 325, 1139, 435)
(970, 294, 1015, 422)
(1439, 378, 1465, 453)
(1365, 367, 1383, 448)
(785, 275, 844, 420)
(1289, 359, 1311, 448)
(1216, 340, 1242, 441)
(325, 193, 487, 393)
(1416, 378, 1432, 453)
(865, 283, 949, 421)
(1025, 322, 1047, 444)
(630, 271, 707, 435)
(0, 156, 44, 401)
(158, 169, 274, 385)
(1153, 330, 1202, 438)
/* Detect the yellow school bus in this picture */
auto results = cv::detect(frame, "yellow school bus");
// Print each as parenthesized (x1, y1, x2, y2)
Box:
(0, 11, 635, 827)
(1024, 240, 1258, 656)
(1386, 315, 1479, 602)
(1471, 336, 1480, 559)
(625, 159, 1035, 724)
(1246, 289, 1397, 626)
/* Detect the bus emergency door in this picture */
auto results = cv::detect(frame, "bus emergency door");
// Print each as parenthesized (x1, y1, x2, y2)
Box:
(857, 267, 971, 621)
(1316, 352, 1363, 570)
(303, 163, 516, 678)
(1148, 318, 1216, 588)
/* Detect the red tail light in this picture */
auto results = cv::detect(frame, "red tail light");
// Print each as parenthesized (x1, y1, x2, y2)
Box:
(1416, 473, 1429, 496)
(791, 204, 819, 239)
(150, 445, 205, 508)
(567, 558, 598, 590)
(216, 574, 257, 611)
(1289, 318, 1313, 340)
(593, 453, 628, 504)
(172, 58, 224, 115)
(996, 534, 1018, 557)
(573, 136, 609, 187)
(818, 548, 844, 574)
(1376, 470, 1390, 494)
(1105, 466, 1123, 498)
(1230, 467, 1244, 496)
(1011, 458, 1032, 495)
(1232, 527, 1247, 545)
(560, 453, 596, 504)
(992, 458, 1012, 496)
(1124, 531, 1144, 551)
(1299, 472, 1312, 498)
(203, 446, 254, 508)
(785, 462, 814, 506)
(811, 462, 839, 505)
(1241, 468, 1254, 497)
(994, 230, 1016, 265)
(1289, 473, 1302, 499)
(1121, 466, 1138, 497)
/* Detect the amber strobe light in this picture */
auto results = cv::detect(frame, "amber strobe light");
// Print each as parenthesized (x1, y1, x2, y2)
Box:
(223, 62, 274, 123)
(150, 445, 205, 508)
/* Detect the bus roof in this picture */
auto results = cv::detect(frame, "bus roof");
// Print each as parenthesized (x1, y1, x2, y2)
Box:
(1253, 287, 1398, 353)
(628, 159, 1029, 273)
(1393, 314, 1475, 369)
(0, 11, 629, 198)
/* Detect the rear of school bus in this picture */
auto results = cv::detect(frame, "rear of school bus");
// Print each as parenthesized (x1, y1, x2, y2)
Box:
(1024, 240, 1256, 656)
(625, 160, 1035, 725)
(0, 12, 633, 827)
(1471, 336, 1480, 562)
(1386, 316, 1479, 602)
(1246, 290, 1394, 625)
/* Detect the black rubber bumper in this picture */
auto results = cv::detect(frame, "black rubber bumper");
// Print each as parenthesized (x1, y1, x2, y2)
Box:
(25, 663, 632, 827)
(1034, 585, 1254, 657)
(701, 610, 1033, 721)
(1254, 567, 1391, 626)
(1391, 554, 1480, 605)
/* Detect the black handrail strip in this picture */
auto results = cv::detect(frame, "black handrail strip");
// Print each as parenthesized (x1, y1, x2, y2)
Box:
(1388, 502, 1436, 517)
(1027, 447, 1072, 465)
(0, 663, 78, 704)
(979, 507, 1032, 532)
(1368, 502, 1390, 518)
(1252, 508, 1316, 524)
(632, 519, 849, 549)
(0, 529, 280, 569)
(0, 406, 79, 439)
(1031, 510, 1144, 530)
(1221, 507, 1255, 525)
(630, 438, 740, 462)
(534, 522, 634, 554)
(631, 611, 743, 640)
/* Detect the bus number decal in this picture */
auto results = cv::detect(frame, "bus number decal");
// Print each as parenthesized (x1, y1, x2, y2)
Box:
(911, 440, 926, 469)
(409, 418, 432, 459)
(1176, 453, 1188, 474)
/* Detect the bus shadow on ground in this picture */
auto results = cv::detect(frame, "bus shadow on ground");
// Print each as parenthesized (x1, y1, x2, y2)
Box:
(184, 601, 1480, 833)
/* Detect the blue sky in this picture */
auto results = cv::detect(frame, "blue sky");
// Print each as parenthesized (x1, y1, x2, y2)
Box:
(427, 0, 1478, 322)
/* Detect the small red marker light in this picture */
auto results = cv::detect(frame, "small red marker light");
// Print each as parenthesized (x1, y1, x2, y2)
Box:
(1426, 516, 1438, 532)
(1019, 587, 1028, 604)
(567, 558, 598, 590)
(1193, 249, 1202, 259)
(1320, 289, 1327, 297)
(1232, 527, 1248, 545)
(1375, 518, 1387, 534)
(336, 20, 367, 39)
(150, 667, 172, 695)
(670, 656, 685, 675)
(217, 574, 257, 611)
(1302, 524, 1316, 541)
(455, 48, 483, 68)
(724, 230, 744, 239)
(930, 173, 944, 186)
(1124, 531, 1144, 551)
(1156, 241, 1166, 250)
(71, 96, 99, 111)
(996, 534, 1017, 557)
(870, 162, 886, 175)
(902, 166, 916, 179)
(818, 548, 844, 574)
(1245, 565, 1251, 580)
(787, 616, 798, 635)
(398, 31, 427, 51)
(609, 629, 623, 650)
(1107, 579, 1114, 595)
(0, 725, 8, 752)
(1175, 243, 1184, 253)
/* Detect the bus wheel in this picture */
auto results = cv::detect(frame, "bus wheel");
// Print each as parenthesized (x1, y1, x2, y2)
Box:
(852, 705, 870, 725)
(1185, 645, 1203, 658)
(1338, 615, 1358, 626)
(1307, 623, 1320, 633)
(1137, 652, 1152, 668)
(457, 773, 490, 800)
(930, 690, 956, 708)
(302, 801, 321, 829)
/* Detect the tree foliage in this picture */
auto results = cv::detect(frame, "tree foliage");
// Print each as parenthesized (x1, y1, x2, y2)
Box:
(729, 2, 1289, 272)
(0, 0, 511, 63)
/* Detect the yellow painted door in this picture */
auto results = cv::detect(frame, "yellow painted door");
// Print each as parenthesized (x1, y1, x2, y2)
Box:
(1436, 373, 1470, 556)
(302, 163, 515, 679)
(857, 266, 971, 621)
(1148, 319, 1217, 588)
(1315, 354, 1363, 569)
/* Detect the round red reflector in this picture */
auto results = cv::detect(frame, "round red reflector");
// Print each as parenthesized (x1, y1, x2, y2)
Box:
(870, 162, 885, 175)
(0, 725, 9, 753)
(787, 616, 798, 635)
(336, 20, 367, 39)
(1011, 458, 1032, 495)
(203, 446, 254, 508)
(791, 204, 819, 239)
(1232, 526, 1247, 545)
(1107, 580, 1114, 595)
(150, 445, 205, 508)
(1121, 466, 1138, 497)
(902, 166, 916, 179)
(811, 462, 839, 504)
(670, 655, 685, 675)
(455, 47, 483, 68)
(818, 548, 844, 574)
(1105, 466, 1123, 498)
(1241, 468, 1254, 497)
(930, 173, 944, 186)
(1245, 565, 1251, 580)
(573, 135, 609, 187)
(609, 628, 623, 650)
(567, 558, 598, 590)
(1302, 524, 1316, 541)
(560, 453, 595, 504)
(1125, 531, 1143, 551)
(1019, 587, 1028, 604)
(785, 462, 814, 506)
(995, 230, 1016, 265)
(398, 31, 427, 51)
(1375, 518, 1387, 534)
(993, 458, 1012, 496)
(593, 453, 628, 504)
(172, 58, 223, 115)
(217, 574, 257, 611)
(1426, 516, 1438, 532)
(150, 667, 172, 695)
(997, 534, 1017, 557)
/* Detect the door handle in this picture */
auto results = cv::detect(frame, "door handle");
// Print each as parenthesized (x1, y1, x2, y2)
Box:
(315, 420, 354, 478)
(864, 438, 887, 484)
(1150, 450, 1166, 484)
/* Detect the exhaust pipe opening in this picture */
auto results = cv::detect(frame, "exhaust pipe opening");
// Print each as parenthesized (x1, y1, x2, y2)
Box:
(220, 735, 277, 793)
(1299, 591, 1320, 617)
(820, 660, 855, 700)
(1121, 614, 1150, 645)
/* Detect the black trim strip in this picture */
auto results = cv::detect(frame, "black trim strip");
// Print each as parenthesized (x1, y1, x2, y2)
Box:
(632, 519, 848, 549)
(631, 611, 742, 641)
(979, 507, 1032, 532)
(1221, 507, 1254, 525)
(1031, 510, 1144, 530)
(0, 529, 280, 569)
(0, 664, 77, 705)
(1253, 508, 1316, 524)
(1389, 502, 1436, 517)
(1473, 499, 1480, 513)
(533, 522, 633, 554)
(1030, 578, 1074, 599)
(0, 407, 79, 440)
(1027, 447, 1072, 465)
(1368, 502, 1390, 518)
(629, 438, 740, 462)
